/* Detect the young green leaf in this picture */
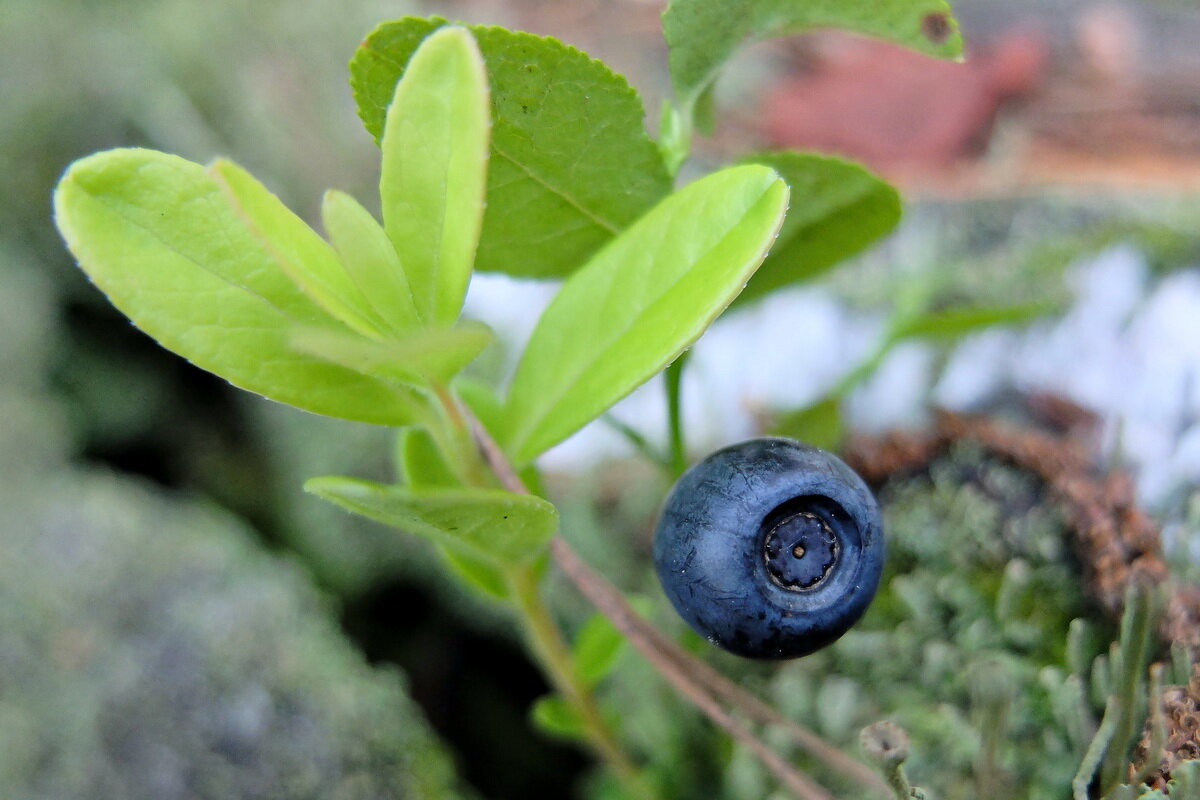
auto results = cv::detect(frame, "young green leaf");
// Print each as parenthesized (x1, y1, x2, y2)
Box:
(454, 376, 548, 495)
(304, 477, 557, 567)
(438, 545, 512, 600)
(321, 189, 420, 334)
(380, 25, 489, 324)
(352, 17, 671, 279)
(502, 165, 789, 465)
(890, 300, 1056, 342)
(210, 159, 388, 339)
(53, 148, 418, 425)
(734, 152, 901, 307)
(291, 321, 493, 386)
(396, 427, 460, 487)
(664, 0, 964, 111)
(530, 695, 587, 741)
(573, 613, 627, 689)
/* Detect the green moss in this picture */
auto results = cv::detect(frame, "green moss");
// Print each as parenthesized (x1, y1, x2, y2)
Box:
(748, 443, 1119, 799)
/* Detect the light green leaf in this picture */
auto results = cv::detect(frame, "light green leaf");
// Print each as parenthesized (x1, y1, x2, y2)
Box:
(454, 376, 507, 435)
(304, 478, 557, 567)
(735, 152, 901, 307)
(665, 0, 963, 109)
(380, 25, 489, 324)
(772, 395, 845, 451)
(321, 189, 420, 334)
(891, 300, 1056, 342)
(291, 321, 493, 386)
(210, 159, 387, 339)
(438, 545, 511, 601)
(53, 148, 418, 425)
(454, 376, 547, 495)
(530, 694, 586, 741)
(574, 613, 627, 689)
(396, 427, 459, 487)
(352, 17, 671, 279)
(503, 165, 789, 465)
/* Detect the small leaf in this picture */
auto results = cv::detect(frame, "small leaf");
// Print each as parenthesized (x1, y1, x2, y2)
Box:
(438, 545, 511, 600)
(664, 0, 963, 109)
(735, 152, 901, 307)
(321, 189, 420, 333)
(397, 427, 459, 487)
(454, 376, 547, 494)
(53, 148, 418, 425)
(380, 26, 489, 324)
(210, 159, 387, 339)
(503, 165, 789, 465)
(530, 694, 586, 741)
(305, 478, 557, 567)
(890, 300, 1055, 342)
(574, 613, 627, 689)
(773, 396, 845, 451)
(352, 17, 671, 279)
(453, 376, 508, 435)
(291, 321, 493, 385)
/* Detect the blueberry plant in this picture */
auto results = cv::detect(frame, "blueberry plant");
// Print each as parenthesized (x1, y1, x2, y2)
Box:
(52, 1, 1170, 798)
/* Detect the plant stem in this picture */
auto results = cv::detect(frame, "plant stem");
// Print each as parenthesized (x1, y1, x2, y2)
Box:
(665, 353, 689, 477)
(430, 382, 491, 488)
(507, 564, 646, 791)
(436, 390, 646, 794)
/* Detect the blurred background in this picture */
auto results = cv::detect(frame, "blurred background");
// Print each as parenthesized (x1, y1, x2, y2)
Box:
(4, 1, 1200, 798)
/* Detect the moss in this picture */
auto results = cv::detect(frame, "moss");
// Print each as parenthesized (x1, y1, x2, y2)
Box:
(741, 442, 1122, 799)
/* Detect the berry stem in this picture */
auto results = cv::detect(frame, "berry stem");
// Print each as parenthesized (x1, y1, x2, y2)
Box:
(465, 404, 891, 800)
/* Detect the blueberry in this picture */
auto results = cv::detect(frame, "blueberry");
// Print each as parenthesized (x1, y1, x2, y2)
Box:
(653, 437, 885, 660)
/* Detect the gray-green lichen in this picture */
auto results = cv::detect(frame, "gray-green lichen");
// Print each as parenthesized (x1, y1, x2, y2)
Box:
(0, 469, 466, 800)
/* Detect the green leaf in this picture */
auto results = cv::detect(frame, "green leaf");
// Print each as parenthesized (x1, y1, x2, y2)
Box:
(304, 478, 557, 567)
(453, 376, 508, 436)
(664, 0, 963, 108)
(438, 545, 511, 600)
(735, 152, 901, 307)
(530, 694, 586, 741)
(396, 427, 459, 487)
(321, 189, 420, 334)
(209, 159, 387, 339)
(291, 321, 493, 386)
(454, 376, 546, 494)
(891, 300, 1056, 342)
(773, 395, 845, 451)
(380, 26, 489, 324)
(352, 17, 671, 279)
(503, 165, 789, 465)
(53, 148, 418, 425)
(574, 614, 627, 689)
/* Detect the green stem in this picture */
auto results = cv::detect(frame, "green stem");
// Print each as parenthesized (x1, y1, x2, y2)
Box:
(665, 353, 689, 477)
(431, 388, 646, 794)
(429, 382, 492, 489)
(508, 565, 647, 794)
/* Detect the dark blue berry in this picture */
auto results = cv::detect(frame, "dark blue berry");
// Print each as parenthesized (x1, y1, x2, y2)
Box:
(653, 437, 885, 660)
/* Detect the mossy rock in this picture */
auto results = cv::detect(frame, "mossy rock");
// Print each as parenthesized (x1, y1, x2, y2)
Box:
(0, 466, 468, 800)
